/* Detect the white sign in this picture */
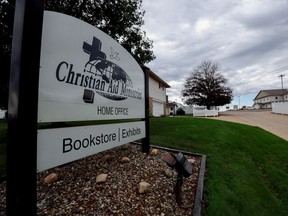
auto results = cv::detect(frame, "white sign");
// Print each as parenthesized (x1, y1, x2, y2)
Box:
(37, 121, 145, 172)
(38, 11, 145, 122)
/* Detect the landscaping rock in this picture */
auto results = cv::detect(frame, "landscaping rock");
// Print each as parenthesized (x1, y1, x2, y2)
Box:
(44, 173, 58, 184)
(96, 173, 108, 183)
(138, 181, 151, 194)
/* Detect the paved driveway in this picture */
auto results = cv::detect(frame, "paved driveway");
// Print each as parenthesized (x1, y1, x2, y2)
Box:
(213, 110, 288, 141)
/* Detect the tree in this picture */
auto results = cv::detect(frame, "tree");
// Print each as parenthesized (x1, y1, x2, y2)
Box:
(44, 0, 155, 65)
(182, 59, 233, 110)
(0, 0, 15, 109)
(0, 0, 155, 108)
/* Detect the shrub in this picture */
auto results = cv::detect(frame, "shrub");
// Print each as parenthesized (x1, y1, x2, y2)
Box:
(176, 108, 185, 115)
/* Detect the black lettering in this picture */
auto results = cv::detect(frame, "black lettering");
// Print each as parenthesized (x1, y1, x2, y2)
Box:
(84, 76, 89, 87)
(63, 138, 72, 153)
(73, 140, 81, 150)
(122, 129, 127, 138)
(100, 80, 105, 91)
(96, 135, 101, 145)
(56, 61, 69, 82)
(105, 134, 108, 142)
(115, 107, 128, 115)
(66, 64, 75, 84)
(90, 134, 95, 146)
(88, 75, 94, 88)
(112, 133, 116, 141)
(82, 138, 89, 148)
(122, 127, 141, 139)
(95, 79, 106, 91)
(74, 73, 82, 85)
(97, 106, 114, 115)
(63, 132, 117, 153)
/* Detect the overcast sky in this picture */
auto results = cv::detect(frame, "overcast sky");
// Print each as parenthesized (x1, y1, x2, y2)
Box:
(141, 0, 288, 107)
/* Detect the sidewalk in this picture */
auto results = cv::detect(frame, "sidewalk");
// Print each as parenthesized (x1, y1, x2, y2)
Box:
(212, 110, 288, 141)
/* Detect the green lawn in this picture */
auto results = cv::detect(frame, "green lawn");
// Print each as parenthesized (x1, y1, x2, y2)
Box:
(1, 117, 288, 215)
(150, 117, 288, 216)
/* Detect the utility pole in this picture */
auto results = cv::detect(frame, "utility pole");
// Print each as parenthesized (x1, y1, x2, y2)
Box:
(238, 96, 240, 109)
(279, 74, 285, 90)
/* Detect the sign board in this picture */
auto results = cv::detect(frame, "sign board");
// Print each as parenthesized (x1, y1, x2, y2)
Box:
(37, 121, 145, 172)
(7, 3, 149, 214)
(36, 11, 149, 172)
(38, 11, 145, 122)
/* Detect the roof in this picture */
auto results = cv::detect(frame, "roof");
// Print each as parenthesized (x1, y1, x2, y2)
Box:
(142, 65, 171, 88)
(166, 102, 177, 108)
(254, 89, 288, 100)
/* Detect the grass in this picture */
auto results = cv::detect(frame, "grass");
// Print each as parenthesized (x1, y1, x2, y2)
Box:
(1, 117, 288, 215)
(149, 117, 288, 216)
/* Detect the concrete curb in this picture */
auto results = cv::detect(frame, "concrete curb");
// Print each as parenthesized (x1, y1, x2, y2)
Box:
(193, 154, 206, 216)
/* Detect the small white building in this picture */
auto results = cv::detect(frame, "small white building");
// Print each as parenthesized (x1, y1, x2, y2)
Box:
(166, 100, 183, 115)
(253, 89, 288, 109)
(143, 66, 171, 117)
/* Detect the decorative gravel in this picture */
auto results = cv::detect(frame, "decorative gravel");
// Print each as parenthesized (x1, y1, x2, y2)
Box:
(0, 143, 202, 215)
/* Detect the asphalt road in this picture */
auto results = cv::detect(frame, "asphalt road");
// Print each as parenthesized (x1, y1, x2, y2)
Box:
(214, 110, 288, 141)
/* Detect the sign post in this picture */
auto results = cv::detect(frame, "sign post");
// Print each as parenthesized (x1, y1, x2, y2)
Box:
(7, 0, 44, 215)
(142, 66, 150, 154)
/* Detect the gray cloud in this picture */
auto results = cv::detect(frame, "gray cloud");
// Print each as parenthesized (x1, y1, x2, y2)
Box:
(142, 0, 288, 105)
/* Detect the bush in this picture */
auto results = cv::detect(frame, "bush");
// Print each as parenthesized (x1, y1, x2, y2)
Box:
(176, 108, 185, 115)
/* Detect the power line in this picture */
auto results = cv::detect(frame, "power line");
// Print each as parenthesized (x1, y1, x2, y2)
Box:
(230, 65, 288, 87)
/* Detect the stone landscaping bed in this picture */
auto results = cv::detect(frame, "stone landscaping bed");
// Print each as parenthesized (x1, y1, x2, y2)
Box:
(0, 143, 205, 215)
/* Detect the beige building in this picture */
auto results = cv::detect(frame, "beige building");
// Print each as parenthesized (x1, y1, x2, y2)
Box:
(143, 66, 171, 116)
(253, 89, 288, 109)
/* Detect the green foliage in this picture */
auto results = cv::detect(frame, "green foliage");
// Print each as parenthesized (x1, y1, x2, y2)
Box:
(0, 0, 14, 56)
(44, 0, 155, 65)
(0, 0, 14, 109)
(182, 59, 233, 109)
(176, 107, 185, 115)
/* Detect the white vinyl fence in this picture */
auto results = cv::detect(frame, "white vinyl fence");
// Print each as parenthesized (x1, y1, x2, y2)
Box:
(193, 108, 218, 117)
(183, 106, 194, 114)
(272, 102, 288, 115)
